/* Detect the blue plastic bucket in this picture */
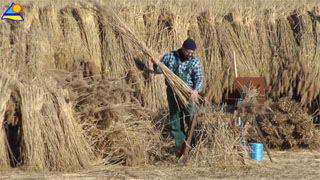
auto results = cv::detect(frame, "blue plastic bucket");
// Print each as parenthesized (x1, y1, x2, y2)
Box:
(248, 143, 263, 161)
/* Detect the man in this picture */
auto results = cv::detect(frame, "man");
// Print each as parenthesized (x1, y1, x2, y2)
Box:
(151, 38, 204, 152)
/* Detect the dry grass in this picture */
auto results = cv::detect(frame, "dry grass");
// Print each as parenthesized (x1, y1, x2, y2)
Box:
(252, 97, 320, 150)
(53, 72, 164, 166)
(0, 73, 94, 171)
(18, 79, 93, 171)
(0, 0, 320, 172)
(2, 0, 318, 108)
(189, 112, 245, 168)
(0, 73, 15, 168)
(89, 2, 203, 108)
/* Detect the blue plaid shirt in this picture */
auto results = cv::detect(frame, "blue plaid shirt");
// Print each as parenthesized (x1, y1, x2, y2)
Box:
(154, 50, 204, 93)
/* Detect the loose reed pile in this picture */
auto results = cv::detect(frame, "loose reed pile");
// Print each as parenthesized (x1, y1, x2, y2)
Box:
(236, 85, 320, 150)
(54, 72, 246, 169)
(53, 72, 163, 166)
(150, 104, 245, 168)
(188, 112, 245, 168)
(247, 97, 320, 150)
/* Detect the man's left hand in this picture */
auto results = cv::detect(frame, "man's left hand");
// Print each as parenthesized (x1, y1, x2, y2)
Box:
(189, 90, 199, 102)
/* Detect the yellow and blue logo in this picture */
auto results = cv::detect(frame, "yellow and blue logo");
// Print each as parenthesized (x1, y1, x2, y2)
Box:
(1, 2, 24, 21)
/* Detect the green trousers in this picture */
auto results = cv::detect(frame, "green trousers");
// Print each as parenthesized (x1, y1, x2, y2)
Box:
(166, 87, 198, 149)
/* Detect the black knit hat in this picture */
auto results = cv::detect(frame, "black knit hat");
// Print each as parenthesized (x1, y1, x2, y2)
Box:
(182, 38, 197, 50)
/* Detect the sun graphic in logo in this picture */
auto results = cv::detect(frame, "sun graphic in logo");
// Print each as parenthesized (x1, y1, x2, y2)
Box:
(1, 2, 24, 21)
(12, 4, 22, 13)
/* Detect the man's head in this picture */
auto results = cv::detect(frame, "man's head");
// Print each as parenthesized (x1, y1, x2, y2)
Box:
(182, 38, 196, 59)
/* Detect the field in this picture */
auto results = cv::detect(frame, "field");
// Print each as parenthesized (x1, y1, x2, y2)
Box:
(1, 151, 320, 179)
(0, 0, 320, 179)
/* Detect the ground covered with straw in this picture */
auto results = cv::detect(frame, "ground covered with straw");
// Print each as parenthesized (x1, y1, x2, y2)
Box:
(0, 0, 320, 178)
(1, 151, 320, 179)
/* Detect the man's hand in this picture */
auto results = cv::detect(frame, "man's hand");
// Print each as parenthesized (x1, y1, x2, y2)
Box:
(189, 90, 199, 102)
(151, 57, 160, 65)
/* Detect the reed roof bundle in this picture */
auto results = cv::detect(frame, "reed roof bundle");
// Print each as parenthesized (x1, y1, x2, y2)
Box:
(90, 2, 203, 108)
(0, 74, 93, 171)
(0, 73, 14, 168)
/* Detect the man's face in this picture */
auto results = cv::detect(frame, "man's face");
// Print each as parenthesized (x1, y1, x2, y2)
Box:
(181, 47, 194, 59)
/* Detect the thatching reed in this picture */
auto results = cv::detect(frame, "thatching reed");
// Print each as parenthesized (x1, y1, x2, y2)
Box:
(1, 0, 320, 172)
(150, 104, 246, 168)
(188, 112, 245, 168)
(236, 84, 320, 150)
(247, 97, 320, 150)
(0, 74, 94, 171)
(270, 61, 320, 107)
(0, 73, 15, 168)
(52, 71, 244, 168)
(2, 1, 319, 109)
(53, 72, 163, 166)
(89, 2, 203, 108)
(21, 83, 93, 170)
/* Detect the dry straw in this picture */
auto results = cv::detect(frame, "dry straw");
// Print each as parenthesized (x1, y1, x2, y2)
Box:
(17, 78, 94, 171)
(1, 0, 320, 172)
(0, 73, 15, 168)
(248, 97, 320, 149)
(89, 2, 203, 108)
(53, 72, 163, 166)
(188, 113, 245, 168)
(0, 72, 94, 171)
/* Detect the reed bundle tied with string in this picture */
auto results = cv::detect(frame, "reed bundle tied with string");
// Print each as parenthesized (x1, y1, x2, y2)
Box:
(90, 2, 203, 108)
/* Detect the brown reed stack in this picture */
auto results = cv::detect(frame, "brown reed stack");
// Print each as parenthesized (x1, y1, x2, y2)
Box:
(90, 2, 203, 107)
(0, 0, 320, 172)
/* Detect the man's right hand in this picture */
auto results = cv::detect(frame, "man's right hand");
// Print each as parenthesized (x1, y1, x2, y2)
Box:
(151, 57, 160, 65)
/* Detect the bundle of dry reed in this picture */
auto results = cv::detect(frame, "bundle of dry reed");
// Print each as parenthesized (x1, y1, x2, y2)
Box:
(247, 97, 320, 149)
(158, 63, 204, 107)
(89, 2, 203, 108)
(54, 72, 163, 166)
(0, 71, 94, 171)
(0, 72, 14, 168)
(17, 78, 94, 171)
(187, 110, 244, 168)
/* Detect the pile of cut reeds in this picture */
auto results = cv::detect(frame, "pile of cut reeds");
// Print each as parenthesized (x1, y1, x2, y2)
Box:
(247, 97, 320, 149)
(54, 71, 246, 169)
(54, 72, 163, 166)
(150, 104, 247, 168)
(235, 85, 320, 150)
(187, 111, 245, 168)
